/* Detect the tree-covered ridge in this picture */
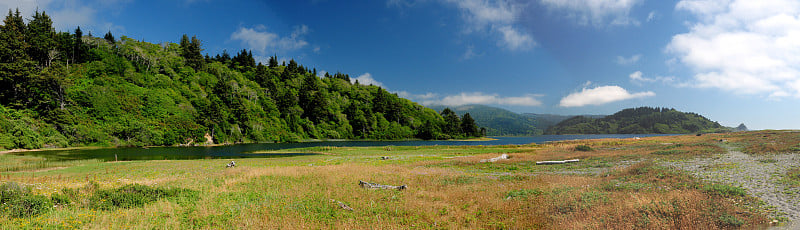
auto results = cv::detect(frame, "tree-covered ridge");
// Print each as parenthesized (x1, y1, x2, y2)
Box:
(544, 107, 724, 134)
(0, 10, 481, 150)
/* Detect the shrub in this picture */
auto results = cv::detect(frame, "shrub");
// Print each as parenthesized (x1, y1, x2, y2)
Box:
(575, 145, 593, 151)
(505, 189, 543, 199)
(90, 184, 198, 210)
(8, 195, 52, 217)
(717, 213, 744, 227)
(0, 182, 30, 203)
(701, 184, 747, 197)
(51, 193, 72, 206)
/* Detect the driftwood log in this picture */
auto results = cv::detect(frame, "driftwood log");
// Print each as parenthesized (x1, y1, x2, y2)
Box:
(359, 180, 407, 191)
(536, 159, 580, 165)
(480, 154, 509, 163)
(330, 199, 353, 211)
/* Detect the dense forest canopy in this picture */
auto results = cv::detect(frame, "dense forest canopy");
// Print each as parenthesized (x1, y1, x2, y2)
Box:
(0, 9, 482, 150)
(544, 107, 725, 135)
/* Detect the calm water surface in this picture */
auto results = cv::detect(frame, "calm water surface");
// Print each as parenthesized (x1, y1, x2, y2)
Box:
(16, 134, 676, 161)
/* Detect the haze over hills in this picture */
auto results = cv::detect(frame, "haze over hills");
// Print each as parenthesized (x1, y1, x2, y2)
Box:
(428, 104, 605, 136)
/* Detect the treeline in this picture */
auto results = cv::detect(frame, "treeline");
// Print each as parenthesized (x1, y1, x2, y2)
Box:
(544, 107, 723, 134)
(0, 10, 482, 150)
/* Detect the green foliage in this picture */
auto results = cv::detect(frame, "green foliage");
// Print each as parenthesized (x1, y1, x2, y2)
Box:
(700, 184, 747, 197)
(575, 145, 593, 151)
(545, 107, 723, 134)
(0, 11, 467, 148)
(505, 189, 543, 199)
(0, 182, 53, 218)
(89, 184, 198, 210)
(716, 213, 744, 227)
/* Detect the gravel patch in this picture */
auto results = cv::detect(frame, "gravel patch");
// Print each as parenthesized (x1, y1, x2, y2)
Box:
(661, 147, 800, 228)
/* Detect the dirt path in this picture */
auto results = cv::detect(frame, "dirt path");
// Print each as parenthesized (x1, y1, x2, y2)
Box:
(661, 147, 800, 228)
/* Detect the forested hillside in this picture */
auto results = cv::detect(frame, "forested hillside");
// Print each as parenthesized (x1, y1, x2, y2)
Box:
(544, 107, 724, 134)
(429, 105, 608, 136)
(429, 105, 539, 136)
(0, 10, 480, 150)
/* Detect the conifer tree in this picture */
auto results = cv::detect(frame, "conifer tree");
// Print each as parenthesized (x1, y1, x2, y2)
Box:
(104, 31, 115, 44)
(26, 10, 56, 67)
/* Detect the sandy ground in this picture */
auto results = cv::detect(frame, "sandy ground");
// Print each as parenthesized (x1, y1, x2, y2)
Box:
(661, 147, 800, 229)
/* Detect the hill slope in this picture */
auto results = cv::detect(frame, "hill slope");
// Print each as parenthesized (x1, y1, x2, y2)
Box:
(0, 10, 479, 149)
(544, 107, 723, 134)
(428, 105, 540, 136)
(428, 105, 607, 136)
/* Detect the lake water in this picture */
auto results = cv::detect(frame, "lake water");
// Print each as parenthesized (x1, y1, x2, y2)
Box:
(15, 134, 676, 161)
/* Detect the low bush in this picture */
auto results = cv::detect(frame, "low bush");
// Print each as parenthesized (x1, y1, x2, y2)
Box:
(701, 184, 747, 197)
(8, 195, 52, 218)
(575, 145, 593, 151)
(90, 184, 198, 210)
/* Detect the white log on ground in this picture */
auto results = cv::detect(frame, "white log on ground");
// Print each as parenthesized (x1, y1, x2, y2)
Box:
(536, 159, 580, 165)
(359, 180, 407, 191)
(480, 154, 509, 163)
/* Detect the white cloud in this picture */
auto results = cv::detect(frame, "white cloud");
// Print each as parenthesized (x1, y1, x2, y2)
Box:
(461, 45, 479, 60)
(646, 11, 657, 22)
(0, 0, 125, 33)
(442, 0, 535, 51)
(667, 0, 800, 97)
(615, 54, 641, 65)
(350, 73, 383, 87)
(559, 85, 654, 107)
(497, 25, 536, 50)
(540, 0, 643, 27)
(629, 71, 645, 81)
(406, 92, 543, 106)
(629, 71, 677, 85)
(230, 25, 310, 54)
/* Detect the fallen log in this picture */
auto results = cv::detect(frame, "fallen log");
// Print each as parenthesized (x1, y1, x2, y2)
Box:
(480, 154, 509, 163)
(359, 180, 407, 191)
(536, 159, 580, 165)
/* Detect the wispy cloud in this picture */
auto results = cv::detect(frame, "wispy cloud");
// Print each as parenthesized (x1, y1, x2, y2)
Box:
(444, 0, 535, 51)
(629, 71, 676, 85)
(350, 73, 384, 87)
(539, 0, 643, 27)
(668, 0, 800, 98)
(0, 0, 127, 33)
(230, 24, 310, 54)
(646, 10, 657, 22)
(559, 84, 654, 107)
(615, 54, 641, 65)
(389, 0, 535, 52)
(400, 91, 543, 106)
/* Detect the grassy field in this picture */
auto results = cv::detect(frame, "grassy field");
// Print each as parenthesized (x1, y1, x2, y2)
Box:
(2, 131, 796, 229)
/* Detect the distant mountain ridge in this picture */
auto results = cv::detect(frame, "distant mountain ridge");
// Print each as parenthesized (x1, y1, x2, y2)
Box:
(544, 107, 724, 134)
(427, 105, 605, 136)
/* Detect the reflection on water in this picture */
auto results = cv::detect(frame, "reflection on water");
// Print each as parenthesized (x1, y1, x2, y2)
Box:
(14, 134, 676, 161)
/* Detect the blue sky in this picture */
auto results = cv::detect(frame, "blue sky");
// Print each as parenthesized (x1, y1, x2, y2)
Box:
(2, 0, 799, 130)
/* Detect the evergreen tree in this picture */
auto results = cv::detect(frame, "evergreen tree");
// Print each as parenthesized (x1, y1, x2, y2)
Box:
(104, 31, 115, 44)
(268, 55, 278, 68)
(26, 10, 56, 67)
(460, 113, 479, 137)
(0, 9, 28, 63)
(0, 9, 34, 105)
(73, 26, 87, 63)
(440, 108, 460, 137)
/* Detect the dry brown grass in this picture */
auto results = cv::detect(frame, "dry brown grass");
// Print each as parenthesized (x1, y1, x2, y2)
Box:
(0, 132, 779, 229)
